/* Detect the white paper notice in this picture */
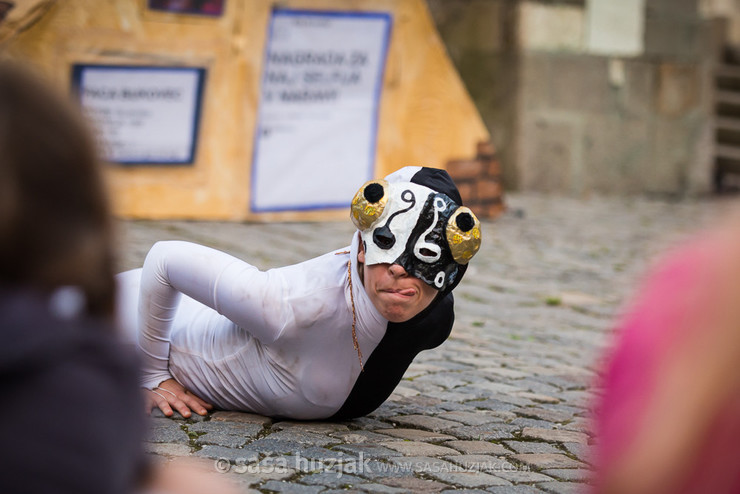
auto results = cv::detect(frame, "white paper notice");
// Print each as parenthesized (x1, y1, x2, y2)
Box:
(75, 66, 205, 164)
(251, 9, 392, 212)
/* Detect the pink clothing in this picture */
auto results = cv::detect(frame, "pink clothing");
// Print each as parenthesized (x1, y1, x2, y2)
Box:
(592, 233, 740, 493)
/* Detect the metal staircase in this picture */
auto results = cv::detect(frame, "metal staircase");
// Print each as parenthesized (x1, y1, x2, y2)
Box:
(715, 61, 740, 191)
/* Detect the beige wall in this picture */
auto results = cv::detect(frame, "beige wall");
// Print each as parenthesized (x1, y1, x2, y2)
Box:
(4, 0, 488, 220)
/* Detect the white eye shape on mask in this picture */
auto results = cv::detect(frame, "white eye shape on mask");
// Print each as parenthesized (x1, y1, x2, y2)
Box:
(412, 196, 447, 264)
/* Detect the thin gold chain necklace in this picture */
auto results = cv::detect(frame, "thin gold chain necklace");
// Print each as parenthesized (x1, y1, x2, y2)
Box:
(337, 251, 364, 371)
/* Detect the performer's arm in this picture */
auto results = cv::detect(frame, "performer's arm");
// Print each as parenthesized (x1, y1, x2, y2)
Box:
(137, 240, 289, 389)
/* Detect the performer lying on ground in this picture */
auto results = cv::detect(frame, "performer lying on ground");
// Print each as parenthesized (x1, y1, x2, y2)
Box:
(116, 166, 481, 420)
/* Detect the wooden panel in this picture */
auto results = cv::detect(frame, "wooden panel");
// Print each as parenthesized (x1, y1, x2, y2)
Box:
(5, 0, 489, 221)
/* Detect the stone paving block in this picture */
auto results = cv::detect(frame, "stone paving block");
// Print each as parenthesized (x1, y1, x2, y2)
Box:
(440, 490, 490, 494)
(541, 469, 592, 482)
(423, 360, 475, 372)
(513, 392, 560, 404)
(330, 430, 400, 444)
(272, 421, 350, 434)
(388, 455, 457, 474)
(510, 454, 584, 470)
(368, 410, 402, 420)
(375, 428, 456, 442)
(426, 470, 512, 488)
(509, 418, 559, 430)
(467, 381, 525, 394)
(447, 423, 519, 441)
(191, 420, 263, 438)
(542, 404, 584, 417)
(147, 418, 190, 444)
(484, 368, 532, 380)
(194, 445, 259, 463)
(143, 442, 192, 457)
(398, 395, 448, 408)
(426, 390, 481, 402)
(210, 410, 273, 426)
(390, 385, 420, 398)
(340, 416, 389, 430)
(445, 440, 509, 455)
(260, 480, 325, 494)
(380, 441, 461, 457)
(438, 401, 478, 412)
(404, 362, 446, 378)
(190, 421, 261, 448)
(503, 441, 562, 455)
(357, 483, 408, 493)
(402, 381, 446, 394)
(225, 463, 297, 487)
(456, 371, 500, 385)
(356, 459, 421, 480)
(561, 417, 590, 434)
(511, 407, 572, 424)
(443, 454, 519, 474)
(389, 414, 462, 432)
(244, 438, 336, 460)
(520, 427, 588, 445)
(300, 471, 366, 488)
(537, 481, 583, 494)
(381, 476, 450, 492)
(474, 395, 534, 408)
(242, 437, 303, 454)
(333, 443, 404, 460)
(561, 442, 590, 462)
(414, 372, 472, 388)
(260, 430, 337, 447)
(283, 449, 363, 470)
(556, 391, 593, 409)
(495, 470, 555, 484)
(486, 486, 546, 494)
(437, 411, 505, 426)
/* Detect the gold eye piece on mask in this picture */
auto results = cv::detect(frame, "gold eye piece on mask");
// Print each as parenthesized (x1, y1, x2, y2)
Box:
(445, 206, 481, 264)
(350, 179, 389, 231)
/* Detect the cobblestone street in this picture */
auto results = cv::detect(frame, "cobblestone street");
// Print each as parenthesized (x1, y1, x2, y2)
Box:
(118, 193, 734, 494)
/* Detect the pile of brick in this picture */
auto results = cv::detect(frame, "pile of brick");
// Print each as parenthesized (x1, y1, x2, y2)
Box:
(446, 141, 505, 219)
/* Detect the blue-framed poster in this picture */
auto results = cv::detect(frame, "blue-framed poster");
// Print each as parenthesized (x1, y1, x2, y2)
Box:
(251, 8, 392, 212)
(71, 64, 206, 165)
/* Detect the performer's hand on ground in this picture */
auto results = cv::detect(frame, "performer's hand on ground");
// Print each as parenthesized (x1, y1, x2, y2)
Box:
(145, 378, 213, 418)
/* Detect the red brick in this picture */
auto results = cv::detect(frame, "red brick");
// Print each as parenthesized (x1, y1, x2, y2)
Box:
(485, 159, 501, 177)
(447, 159, 484, 181)
(457, 181, 476, 204)
(480, 201, 506, 219)
(476, 140, 496, 159)
(476, 178, 503, 201)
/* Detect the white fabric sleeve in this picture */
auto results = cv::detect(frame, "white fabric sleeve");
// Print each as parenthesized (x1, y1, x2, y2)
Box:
(137, 240, 290, 389)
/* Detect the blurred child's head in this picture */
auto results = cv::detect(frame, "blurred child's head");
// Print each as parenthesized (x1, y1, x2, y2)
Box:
(0, 61, 115, 317)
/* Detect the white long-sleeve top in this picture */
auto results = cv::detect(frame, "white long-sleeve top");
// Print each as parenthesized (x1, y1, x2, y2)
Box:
(115, 234, 388, 420)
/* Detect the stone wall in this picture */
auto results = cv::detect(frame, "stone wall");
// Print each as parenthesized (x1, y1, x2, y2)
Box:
(429, 0, 726, 196)
(427, 0, 520, 190)
(517, 53, 716, 195)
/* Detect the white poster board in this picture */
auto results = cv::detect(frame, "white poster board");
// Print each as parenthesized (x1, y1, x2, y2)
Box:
(586, 0, 645, 56)
(251, 9, 392, 212)
(72, 65, 206, 165)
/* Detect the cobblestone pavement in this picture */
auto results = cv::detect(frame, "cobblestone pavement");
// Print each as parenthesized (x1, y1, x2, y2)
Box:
(118, 193, 737, 494)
